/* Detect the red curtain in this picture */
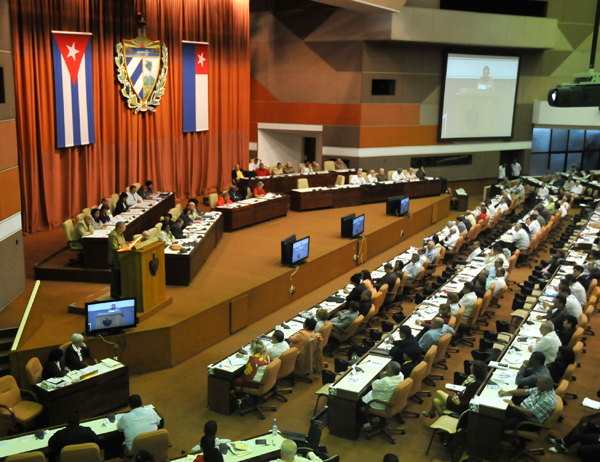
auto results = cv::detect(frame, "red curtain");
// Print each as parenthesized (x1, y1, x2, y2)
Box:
(10, 0, 250, 233)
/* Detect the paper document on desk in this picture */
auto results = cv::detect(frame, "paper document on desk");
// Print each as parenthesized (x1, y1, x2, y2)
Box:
(228, 356, 247, 367)
(456, 188, 468, 196)
(446, 383, 465, 392)
(582, 398, 600, 410)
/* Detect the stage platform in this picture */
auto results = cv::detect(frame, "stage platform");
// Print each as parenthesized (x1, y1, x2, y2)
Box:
(9, 195, 449, 386)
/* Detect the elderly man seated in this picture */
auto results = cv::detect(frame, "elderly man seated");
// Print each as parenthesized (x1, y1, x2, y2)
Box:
(418, 317, 455, 354)
(498, 375, 558, 430)
(350, 169, 367, 185)
(273, 439, 323, 462)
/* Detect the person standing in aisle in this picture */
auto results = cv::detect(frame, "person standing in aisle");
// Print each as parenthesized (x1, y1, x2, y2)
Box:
(511, 159, 522, 180)
(498, 163, 506, 183)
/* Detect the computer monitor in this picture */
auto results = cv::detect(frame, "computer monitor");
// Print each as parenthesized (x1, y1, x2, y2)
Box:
(291, 236, 310, 267)
(341, 213, 356, 238)
(400, 196, 410, 215)
(85, 298, 137, 335)
(386, 196, 410, 217)
(281, 234, 296, 265)
(352, 214, 365, 238)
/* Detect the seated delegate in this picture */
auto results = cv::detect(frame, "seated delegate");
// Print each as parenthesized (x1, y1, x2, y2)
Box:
(255, 163, 270, 177)
(253, 181, 267, 197)
(267, 330, 290, 360)
(126, 184, 143, 206)
(73, 214, 94, 242)
(49, 410, 99, 460)
(361, 361, 404, 430)
(334, 158, 348, 170)
(288, 318, 317, 351)
(117, 394, 162, 451)
(274, 439, 323, 462)
(65, 333, 95, 370)
(216, 191, 233, 206)
(42, 348, 69, 380)
(114, 192, 129, 216)
(283, 162, 295, 174)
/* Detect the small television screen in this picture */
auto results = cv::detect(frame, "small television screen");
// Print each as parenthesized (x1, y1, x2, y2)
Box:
(387, 196, 409, 217)
(281, 234, 296, 265)
(352, 214, 365, 237)
(85, 298, 137, 335)
(400, 196, 410, 215)
(291, 237, 310, 265)
(341, 213, 356, 238)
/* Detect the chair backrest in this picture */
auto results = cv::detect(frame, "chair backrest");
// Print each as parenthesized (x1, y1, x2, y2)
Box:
(481, 288, 493, 312)
(388, 170, 394, 181)
(131, 429, 169, 462)
(5, 452, 46, 462)
(297, 178, 309, 189)
(453, 307, 465, 330)
(324, 160, 335, 171)
(335, 175, 345, 186)
(319, 322, 333, 346)
(25, 357, 43, 386)
(447, 316, 457, 329)
(81, 207, 91, 216)
(578, 313, 588, 329)
(208, 192, 218, 209)
(246, 187, 252, 199)
(372, 285, 388, 311)
(169, 207, 181, 220)
(359, 306, 377, 330)
(62, 219, 75, 241)
(535, 397, 563, 440)
(60, 443, 101, 462)
(387, 277, 402, 298)
(257, 359, 281, 395)
(75, 212, 85, 223)
(559, 363, 575, 383)
(133, 182, 141, 190)
(423, 345, 437, 375)
(434, 333, 452, 363)
(385, 377, 413, 418)
(109, 193, 119, 214)
(277, 347, 299, 379)
(568, 327, 584, 348)
(338, 315, 364, 342)
(587, 278, 598, 298)
(555, 380, 569, 399)
(0, 375, 21, 408)
(572, 341, 584, 364)
(408, 361, 427, 396)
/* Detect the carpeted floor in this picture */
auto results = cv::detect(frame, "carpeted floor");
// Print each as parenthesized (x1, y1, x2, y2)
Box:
(4, 196, 599, 462)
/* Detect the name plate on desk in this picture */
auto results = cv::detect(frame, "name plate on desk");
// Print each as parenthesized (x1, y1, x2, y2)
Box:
(470, 395, 506, 419)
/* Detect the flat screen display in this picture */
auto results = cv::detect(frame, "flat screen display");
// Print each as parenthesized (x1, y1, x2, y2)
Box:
(281, 234, 296, 265)
(400, 197, 410, 215)
(341, 213, 356, 238)
(386, 196, 409, 217)
(439, 53, 520, 140)
(85, 298, 137, 334)
(352, 214, 365, 237)
(292, 237, 310, 264)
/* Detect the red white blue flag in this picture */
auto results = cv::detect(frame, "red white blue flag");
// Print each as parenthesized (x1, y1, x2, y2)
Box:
(51, 31, 95, 148)
(182, 41, 209, 133)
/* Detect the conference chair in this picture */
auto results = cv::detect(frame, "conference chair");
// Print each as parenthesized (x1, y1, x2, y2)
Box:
(5, 452, 46, 462)
(294, 335, 322, 383)
(318, 322, 333, 347)
(329, 315, 364, 356)
(0, 375, 44, 433)
(269, 347, 299, 402)
(335, 175, 345, 186)
(447, 187, 459, 210)
(25, 358, 43, 387)
(168, 207, 180, 220)
(363, 378, 413, 444)
(61, 443, 101, 462)
(426, 410, 470, 462)
(425, 247, 445, 281)
(62, 219, 83, 266)
(422, 345, 438, 386)
(455, 299, 482, 347)
(209, 193, 218, 209)
(503, 397, 563, 462)
(430, 333, 453, 375)
(444, 234, 465, 258)
(133, 182, 141, 190)
(447, 315, 457, 329)
(356, 305, 376, 335)
(382, 274, 406, 314)
(586, 278, 598, 300)
(583, 305, 595, 336)
(446, 307, 465, 354)
(297, 178, 309, 189)
(478, 286, 495, 324)
(236, 359, 282, 419)
(404, 361, 429, 410)
(505, 250, 520, 290)
(567, 327, 585, 349)
(75, 212, 85, 223)
(323, 161, 335, 171)
(387, 170, 394, 181)
(109, 193, 119, 214)
(126, 429, 169, 461)
(81, 207, 91, 216)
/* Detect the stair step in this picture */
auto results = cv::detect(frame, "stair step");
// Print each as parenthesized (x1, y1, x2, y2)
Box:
(0, 352, 9, 365)
(0, 327, 18, 339)
(0, 337, 14, 351)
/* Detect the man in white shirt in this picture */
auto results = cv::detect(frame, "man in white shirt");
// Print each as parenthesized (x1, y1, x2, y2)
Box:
(558, 285, 582, 317)
(571, 181, 584, 196)
(528, 321, 561, 364)
(486, 200, 496, 219)
(362, 361, 404, 426)
(511, 159, 522, 179)
(467, 241, 482, 262)
(499, 197, 509, 214)
(537, 183, 549, 199)
(444, 228, 459, 249)
(498, 163, 506, 180)
(460, 282, 478, 317)
(117, 395, 161, 450)
(267, 330, 290, 360)
(485, 245, 509, 270)
(404, 253, 422, 283)
(526, 216, 541, 236)
(274, 439, 323, 462)
(563, 176, 575, 191)
(300, 164, 311, 174)
(366, 169, 378, 184)
(563, 275, 587, 307)
(424, 240, 437, 265)
(350, 169, 367, 185)
(391, 168, 406, 182)
(512, 181, 525, 196)
(489, 268, 507, 296)
(512, 223, 530, 250)
(248, 158, 260, 171)
(126, 185, 143, 207)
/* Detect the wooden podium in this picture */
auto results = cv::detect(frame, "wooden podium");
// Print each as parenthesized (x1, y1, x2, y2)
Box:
(119, 240, 171, 315)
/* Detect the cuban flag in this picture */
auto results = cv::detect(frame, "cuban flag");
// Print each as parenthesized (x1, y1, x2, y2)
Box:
(51, 31, 95, 149)
(182, 41, 209, 133)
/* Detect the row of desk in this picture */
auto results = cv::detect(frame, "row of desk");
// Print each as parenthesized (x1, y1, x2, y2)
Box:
(237, 170, 356, 195)
(290, 179, 444, 212)
(215, 194, 289, 232)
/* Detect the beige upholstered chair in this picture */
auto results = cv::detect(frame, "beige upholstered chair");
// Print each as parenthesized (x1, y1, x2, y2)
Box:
(335, 175, 345, 186)
(363, 378, 413, 443)
(323, 160, 335, 171)
(235, 359, 281, 419)
(297, 178, 309, 189)
(25, 358, 43, 387)
(128, 429, 169, 461)
(209, 193, 219, 209)
(269, 347, 299, 401)
(5, 452, 46, 462)
(0, 375, 44, 432)
(61, 443, 101, 462)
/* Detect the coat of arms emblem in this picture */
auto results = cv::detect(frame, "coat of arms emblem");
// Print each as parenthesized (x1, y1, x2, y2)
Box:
(115, 17, 168, 113)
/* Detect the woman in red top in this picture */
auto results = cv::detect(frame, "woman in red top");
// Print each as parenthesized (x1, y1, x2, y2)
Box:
(255, 163, 271, 177)
(477, 206, 488, 223)
(232, 340, 270, 391)
(216, 192, 233, 206)
(253, 181, 267, 197)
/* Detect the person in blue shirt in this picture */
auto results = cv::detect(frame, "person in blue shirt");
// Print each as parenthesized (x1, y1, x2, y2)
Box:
(418, 317, 455, 354)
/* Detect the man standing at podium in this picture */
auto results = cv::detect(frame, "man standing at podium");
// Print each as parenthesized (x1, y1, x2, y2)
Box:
(108, 221, 127, 299)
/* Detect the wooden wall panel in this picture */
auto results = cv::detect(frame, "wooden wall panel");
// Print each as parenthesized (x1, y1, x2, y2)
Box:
(0, 168, 21, 221)
(360, 104, 420, 126)
(251, 102, 361, 126)
(230, 295, 249, 334)
(359, 125, 440, 148)
(0, 121, 18, 171)
(432, 196, 451, 223)
(406, 205, 434, 238)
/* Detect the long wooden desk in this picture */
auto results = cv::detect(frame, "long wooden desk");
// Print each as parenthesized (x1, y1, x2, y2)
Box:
(82, 193, 175, 269)
(0, 405, 161, 462)
(35, 363, 129, 426)
(290, 179, 444, 211)
(164, 213, 224, 286)
(215, 194, 289, 232)
(237, 170, 355, 195)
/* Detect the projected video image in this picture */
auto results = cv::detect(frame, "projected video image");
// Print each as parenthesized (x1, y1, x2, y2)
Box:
(87, 300, 136, 331)
(292, 238, 309, 263)
(440, 54, 520, 140)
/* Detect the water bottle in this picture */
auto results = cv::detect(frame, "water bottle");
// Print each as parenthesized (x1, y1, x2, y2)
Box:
(272, 418, 278, 436)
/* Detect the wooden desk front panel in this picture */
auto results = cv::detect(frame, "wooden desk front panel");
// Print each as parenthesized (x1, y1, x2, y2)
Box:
(223, 207, 254, 232)
(329, 396, 359, 440)
(333, 188, 362, 208)
(239, 172, 353, 194)
(290, 190, 334, 211)
(252, 196, 289, 223)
